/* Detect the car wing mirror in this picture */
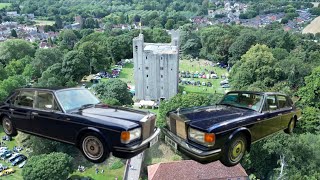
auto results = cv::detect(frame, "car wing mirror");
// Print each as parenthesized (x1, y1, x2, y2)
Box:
(44, 105, 54, 112)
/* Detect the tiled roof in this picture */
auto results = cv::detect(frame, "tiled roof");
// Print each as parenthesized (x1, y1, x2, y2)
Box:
(147, 160, 248, 180)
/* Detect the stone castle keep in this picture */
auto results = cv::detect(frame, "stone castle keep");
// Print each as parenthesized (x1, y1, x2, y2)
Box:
(133, 31, 179, 101)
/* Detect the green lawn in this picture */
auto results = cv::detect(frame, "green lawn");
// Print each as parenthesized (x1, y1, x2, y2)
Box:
(118, 63, 134, 85)
(34, 20, 55, 26)
(0, 3, 11, 9)
(179, 59, 229, 95)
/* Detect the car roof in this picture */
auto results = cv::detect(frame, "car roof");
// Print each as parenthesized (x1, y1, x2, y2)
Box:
(226, 91, 287, 96)
(16, 87, 85, 93)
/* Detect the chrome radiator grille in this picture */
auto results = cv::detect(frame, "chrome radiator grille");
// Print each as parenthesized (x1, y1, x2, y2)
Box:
(142, 115, 156, 140)
(169, 116, 187, 140)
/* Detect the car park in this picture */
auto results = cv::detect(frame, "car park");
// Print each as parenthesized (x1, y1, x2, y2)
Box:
(0, 88, 160, 163)
(163, 91, 302, 167)
(8, 153, 21, 163)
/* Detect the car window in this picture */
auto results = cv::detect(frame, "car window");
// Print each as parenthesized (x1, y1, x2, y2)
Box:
(14, 91, 35, 108)
(278, 95, 290, 109)
(35, 91, 60, 111)
(266, 95, 278, 111)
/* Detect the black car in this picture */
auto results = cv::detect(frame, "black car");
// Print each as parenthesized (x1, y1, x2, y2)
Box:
(12, 155, 27, 166)
(0, 88, 160, 163)
(162, 91, 302, 167)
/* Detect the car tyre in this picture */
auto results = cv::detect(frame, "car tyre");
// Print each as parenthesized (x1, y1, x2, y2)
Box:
(285, 118, 295, 134)
(80, 132, 109, 163)
(220, 133, 247, 167)
(2, 116, 17, 137)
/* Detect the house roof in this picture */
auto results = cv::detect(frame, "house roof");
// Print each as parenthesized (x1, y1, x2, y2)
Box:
(147, 160, 248, 180)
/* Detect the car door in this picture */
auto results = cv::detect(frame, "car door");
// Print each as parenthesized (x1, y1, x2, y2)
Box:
(10, 90, 35, 132)
(31, 90, 75, 143)
(277, 95, 293, 129)
(264, 95, 284, 133)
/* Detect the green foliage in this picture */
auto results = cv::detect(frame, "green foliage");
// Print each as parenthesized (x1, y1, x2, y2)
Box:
(230, 44, 283, 90)
(33, 48, 63, 77)
(309, 7, 320, 16)
(94, 79, 133, 105)
(298, 66, 320, 108)
(102, 98, 121, 106)
(296, 107, 320, 134)
(229, 32, 257, 64)
(22, 152, 73, 180)
(0, 75, 26, 101)
(158, 93, 222, 127)
(0, 39, 35, 65)
(62, 50, 89, 82)
(59, 29, 78, 50)
(37, 63, 65, 87)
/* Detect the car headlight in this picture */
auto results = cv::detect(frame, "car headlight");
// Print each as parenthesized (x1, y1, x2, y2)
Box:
(121, 127, 141, 144)
(188, 127, 215, 147)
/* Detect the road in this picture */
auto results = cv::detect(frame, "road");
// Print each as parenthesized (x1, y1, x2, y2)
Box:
(124, 152, 144, 180)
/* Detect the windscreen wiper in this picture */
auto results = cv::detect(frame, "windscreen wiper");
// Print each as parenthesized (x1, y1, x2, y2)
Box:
(78, 104, 95, 110)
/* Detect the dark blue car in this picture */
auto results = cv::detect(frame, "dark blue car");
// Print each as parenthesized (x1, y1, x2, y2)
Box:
(163, 91, 302, 167)
(0, 88, 160, 163)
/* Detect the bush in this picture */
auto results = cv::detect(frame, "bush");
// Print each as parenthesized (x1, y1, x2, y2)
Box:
(109, 159, 125, 170)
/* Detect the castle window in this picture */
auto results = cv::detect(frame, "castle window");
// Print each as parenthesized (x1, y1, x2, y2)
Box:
(146, 67, 149, 70)
(146, 56, 148, 60)
(171, 68, 173, 71)
(160, 56, 163, 60)
(135, 46, 138, 52)
(160, 67, 164, 70)
(161, 87, 163, 89)
(147, 86, 148, 89)
(139, 68, 140, 70)
(147, 75, 149, 77)
(161, 75, 163, 78)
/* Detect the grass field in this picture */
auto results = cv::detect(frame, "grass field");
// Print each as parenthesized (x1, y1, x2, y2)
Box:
(34, 20, 55, 26)
(302, 16, 320, 34)
(179, 59, 229, 95)
(0, 3, 11, 9)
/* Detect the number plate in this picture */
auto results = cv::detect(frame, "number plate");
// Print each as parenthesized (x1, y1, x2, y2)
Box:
(149, 135, 159, 147)
(165, 136, 177, 150)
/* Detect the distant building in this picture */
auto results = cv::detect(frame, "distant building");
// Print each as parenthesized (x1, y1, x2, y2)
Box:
(133, 30, 179, 101)
(147, 160, 249, 180)
(74, 15, 83, 26)
(6, 11, 18, 17)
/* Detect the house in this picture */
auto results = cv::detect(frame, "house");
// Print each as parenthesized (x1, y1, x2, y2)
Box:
(6, 11, 18, 17)
(147, 160, 248, 180)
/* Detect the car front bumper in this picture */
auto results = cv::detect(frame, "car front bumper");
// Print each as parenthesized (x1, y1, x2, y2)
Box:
(162, 128, 221, 164)
(112, 127, 160, 159)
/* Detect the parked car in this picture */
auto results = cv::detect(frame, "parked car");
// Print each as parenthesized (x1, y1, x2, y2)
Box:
(12, 155, 27, 166)
(162, 91, 302, 167)
(0, 147, 8, 152)
(220, 79, 229, 85)
(8, 153, 21, 163)
(0, 150, 11, 158)
(0, 164, 8, 172)
(207, 82, 213, 87)
(0, 168, 15, 176)
(221, 84, 230, 88)
(19, 160, 26, 168)
(0, 88, 160, 163)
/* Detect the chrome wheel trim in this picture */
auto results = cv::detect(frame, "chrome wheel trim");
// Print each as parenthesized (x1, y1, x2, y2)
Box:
(3, 117, 13, 135)
(229, 139, 245, 163)
(82, 136, 104, 160)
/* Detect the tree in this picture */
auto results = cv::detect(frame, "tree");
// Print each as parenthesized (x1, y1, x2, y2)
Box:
(94, 79, 133, 105)
(298, 66, 320, 108)
(54, 15, 63, 29)
(165, 19, 174, 29)
(32, 48, 63, 77)
(11, 29, 17, 38)
(22, 152, 73, 180)
(61, 50, 89, 82)
(0, 75, 26, 101)
(4, 56, 33, 77)
(296, 107, 320, 134)
(59, 30, 78, 50)
(229, 33, 257, 64)
(230, 44, 284, 90)
(0, 39, 35, 65)
(37, 63, 65, 87)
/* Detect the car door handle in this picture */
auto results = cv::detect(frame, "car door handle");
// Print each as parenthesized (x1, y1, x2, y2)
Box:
(31, 112, 38, 116)
(9, 108, 14, 112)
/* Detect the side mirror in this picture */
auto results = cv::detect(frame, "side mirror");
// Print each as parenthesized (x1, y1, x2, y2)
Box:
(269, 105, 277, 111)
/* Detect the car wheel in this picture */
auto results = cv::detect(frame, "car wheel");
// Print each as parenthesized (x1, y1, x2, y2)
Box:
(80, 133, 109, 163)
(220, 133, 247, 167)
(2, 116, 17, 137)
(285, 118, 295, 134)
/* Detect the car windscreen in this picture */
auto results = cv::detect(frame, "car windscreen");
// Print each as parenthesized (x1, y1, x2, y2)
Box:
(56, 89, 100, 112)
(219, 92, 263, 111)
